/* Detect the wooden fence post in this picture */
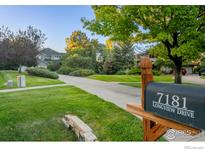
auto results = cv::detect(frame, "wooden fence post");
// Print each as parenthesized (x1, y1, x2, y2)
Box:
(140, 57, 153, 109)
(140, 57, 156, 140)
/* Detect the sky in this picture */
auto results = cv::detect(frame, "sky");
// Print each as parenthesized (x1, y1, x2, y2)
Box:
(0, 5, 106, 53)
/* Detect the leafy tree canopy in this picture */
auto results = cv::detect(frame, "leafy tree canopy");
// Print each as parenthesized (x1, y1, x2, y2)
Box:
(105, 39, 113, 50)
(82, 6, 205, 83)
(65, 30, 90, 52)
(0, 26, 46, 70)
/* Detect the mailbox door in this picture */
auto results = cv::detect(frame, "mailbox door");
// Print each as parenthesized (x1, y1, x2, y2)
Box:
(145, 82, 205, 130)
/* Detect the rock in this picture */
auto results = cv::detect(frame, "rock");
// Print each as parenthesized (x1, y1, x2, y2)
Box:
(82, 132, 97, 141)
(62, 114, 97, 141)
(62, 118, 70, 128)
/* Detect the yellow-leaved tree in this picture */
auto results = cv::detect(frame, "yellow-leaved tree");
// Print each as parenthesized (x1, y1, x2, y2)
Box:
(105, 39, 113, 50)
(65, 30, 90, 52)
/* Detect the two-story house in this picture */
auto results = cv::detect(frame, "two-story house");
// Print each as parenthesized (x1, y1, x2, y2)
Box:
(37, 48, 65, 68)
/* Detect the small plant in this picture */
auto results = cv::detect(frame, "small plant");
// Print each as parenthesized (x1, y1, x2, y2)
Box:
(57, 66, 75, 75)
(69, 69, 95, 77)
(127, 68, 141, 75)
(152, 70, 161, 76)
(26, 67, 59, 79)
(47, 62, 61, 72)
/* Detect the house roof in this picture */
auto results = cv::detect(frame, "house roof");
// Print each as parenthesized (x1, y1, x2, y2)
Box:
(40, 48, 64, 56)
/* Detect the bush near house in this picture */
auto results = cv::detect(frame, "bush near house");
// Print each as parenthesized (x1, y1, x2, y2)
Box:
(58, 54, 96, 75)
(63, 55, 94, 70)
(57, 66, 75, 75)
(102, 60, 115, 74)
(152, 70, 161, 76)
(127, 68, 141, 75)
(69, 69, 95, 77)
(27, 67, 59, 79)
(47, 61, 61, 72)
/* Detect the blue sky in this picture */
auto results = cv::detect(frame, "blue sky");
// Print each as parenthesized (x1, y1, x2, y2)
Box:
(0, 5, 106, 52)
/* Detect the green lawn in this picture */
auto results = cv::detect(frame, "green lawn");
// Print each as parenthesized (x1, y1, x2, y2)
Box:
(88, 75, 174, 82)
(120, 82, 142, 88)
(120, 82, 203, 88)
(0, 86, 146, 141)
(201, 76, 205, 79)
(0, 70, 64, 90)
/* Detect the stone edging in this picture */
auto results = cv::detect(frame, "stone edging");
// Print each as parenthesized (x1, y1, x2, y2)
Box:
(62, 114, 97, 141)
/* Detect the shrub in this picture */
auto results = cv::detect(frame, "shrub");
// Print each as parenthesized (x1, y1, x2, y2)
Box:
(102, 60, 115, 74)
(63, 55, 94, 70)
(160, 66, 173, 74)
(193, 66, 200, 74)
(47, 62, 61, 72)
(95, 61, 104, 74)
(127, 68, 141, 75)
(152, 70, 161, 76)
(26, 67, 59, 79)
(69, 69, 95, 77)
(57, 66, 75, 75)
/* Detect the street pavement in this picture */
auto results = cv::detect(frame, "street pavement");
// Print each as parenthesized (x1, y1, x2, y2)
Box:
(183, 74, 205, 85)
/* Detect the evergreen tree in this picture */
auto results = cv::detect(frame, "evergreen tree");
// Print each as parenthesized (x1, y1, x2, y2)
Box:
(112, 41, 135, 73)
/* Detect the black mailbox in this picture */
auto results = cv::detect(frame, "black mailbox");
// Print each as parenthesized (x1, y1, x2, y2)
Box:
(144, 82, 205, 130)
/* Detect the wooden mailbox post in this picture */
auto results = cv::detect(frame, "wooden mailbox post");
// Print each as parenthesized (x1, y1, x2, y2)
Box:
(127, 57, 200, 141)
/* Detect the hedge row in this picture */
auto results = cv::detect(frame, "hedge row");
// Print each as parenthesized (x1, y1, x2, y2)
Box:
(26, 67, 59, 79)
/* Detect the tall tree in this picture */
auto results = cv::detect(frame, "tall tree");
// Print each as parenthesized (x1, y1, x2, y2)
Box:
(14, 26, 46, 72)
(65, 30, 90, 52)
(82, 6, 205, 83)
(64, 30, 106, 73)
(112, 41, 135, 72)
(0, 26, 14, 69)
(0, 26, 46, 71)
(105, 39, 113, 50)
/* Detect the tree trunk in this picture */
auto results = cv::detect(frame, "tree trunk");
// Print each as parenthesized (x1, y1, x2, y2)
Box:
(174, 61, 182, 84)
(162, 39, 182, 84)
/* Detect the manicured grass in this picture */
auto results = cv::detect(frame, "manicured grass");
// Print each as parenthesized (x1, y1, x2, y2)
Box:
(120, 82, 142, 88)
(0, 86, 145, 141)
(120, 82, 203, 88)
(0, 70, 64, 90)
(201, 76, 205, 79)
(88, 75, 174, 82)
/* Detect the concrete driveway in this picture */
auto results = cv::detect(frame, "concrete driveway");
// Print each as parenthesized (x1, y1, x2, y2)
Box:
(183, 74, 205, 85)
(59, 75, 205, 141)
